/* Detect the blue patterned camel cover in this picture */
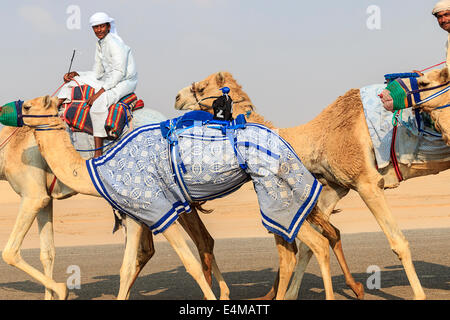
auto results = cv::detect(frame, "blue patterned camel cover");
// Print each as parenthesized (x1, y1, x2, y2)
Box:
(86, 111, 322, 242)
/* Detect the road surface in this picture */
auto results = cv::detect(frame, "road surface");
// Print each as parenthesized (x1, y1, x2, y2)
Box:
(0, 228, 449, 300)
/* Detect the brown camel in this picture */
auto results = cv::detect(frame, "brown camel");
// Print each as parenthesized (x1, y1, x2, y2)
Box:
(0, 121, 232, 299)
(0, 103, 322, 300)
(13, 95, 339, 300)
(174, 71, 450, 300)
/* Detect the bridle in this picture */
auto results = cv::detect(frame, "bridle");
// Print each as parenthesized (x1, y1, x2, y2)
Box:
(395, 77, 450, 110)
(17, 100, 63, 131)
(391, 76, 450, 140)
(191, 82, 246, 110)
(191, 83, 221, 111)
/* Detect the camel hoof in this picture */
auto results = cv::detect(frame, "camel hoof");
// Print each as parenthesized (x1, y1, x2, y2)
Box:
(414, 293, 426, 300)
(350, 282, 365, 300)
(251, 296, 274, 300)
(54, 283, 69, 300)
(44, 289, 53, 300)
(251, 292, 276, 300)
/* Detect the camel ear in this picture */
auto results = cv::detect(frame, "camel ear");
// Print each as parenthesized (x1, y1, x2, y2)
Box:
(42, 95, 51, 108)
(440, 67, 449, 83)
(51, 96, 59, 107)
(42, 95, 59, 109)
(215, 72, 225, 87)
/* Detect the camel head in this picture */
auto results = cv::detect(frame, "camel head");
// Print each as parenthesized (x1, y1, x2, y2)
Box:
(21, 95, 61, 128)
(383, 68, 450, 144)
(174, 71, 254, 117)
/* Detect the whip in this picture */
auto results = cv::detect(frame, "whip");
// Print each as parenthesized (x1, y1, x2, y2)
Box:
(67, 49, 76, 74)
(50, 49, 77, 97)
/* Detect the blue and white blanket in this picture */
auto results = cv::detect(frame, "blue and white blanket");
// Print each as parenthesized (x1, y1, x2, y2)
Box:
(86, 111, 322, 242)
(360, 84, 450, 169)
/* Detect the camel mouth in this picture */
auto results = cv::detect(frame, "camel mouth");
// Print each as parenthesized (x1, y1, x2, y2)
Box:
(0, 100, 24, 127)
(174, 100, 196, 111)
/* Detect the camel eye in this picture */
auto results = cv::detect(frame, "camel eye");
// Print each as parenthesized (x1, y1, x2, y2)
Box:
(23, 105, 31, 111)
(418, 79, 430, 87)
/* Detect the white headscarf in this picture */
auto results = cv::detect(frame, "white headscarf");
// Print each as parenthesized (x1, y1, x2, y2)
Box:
(432, 0, 450, 15)
(89, 12, 118, 36)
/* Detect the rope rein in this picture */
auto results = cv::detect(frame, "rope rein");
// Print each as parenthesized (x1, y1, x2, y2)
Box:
(0, 128, 20, 150)
(419, 61, 446, 73)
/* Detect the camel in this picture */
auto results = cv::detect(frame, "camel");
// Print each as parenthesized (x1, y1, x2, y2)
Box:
(0, 100, 325, 301)
(174, 71, 450, 300)
(12, 94, 339, 300)
(0, 114, 232, 299)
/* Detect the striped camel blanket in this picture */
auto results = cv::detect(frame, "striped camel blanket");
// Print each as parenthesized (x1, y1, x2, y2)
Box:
(63, 85, 144, 139)
(86, 111, 322, 242)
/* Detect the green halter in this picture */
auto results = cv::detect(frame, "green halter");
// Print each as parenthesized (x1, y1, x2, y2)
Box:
(0, 101, 23, 127)
(385, 81, 407, 111)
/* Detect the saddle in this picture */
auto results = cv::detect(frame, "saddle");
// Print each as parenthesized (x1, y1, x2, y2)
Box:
(63, 85, 144, 140)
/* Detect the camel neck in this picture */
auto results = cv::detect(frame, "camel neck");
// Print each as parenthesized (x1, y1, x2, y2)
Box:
(239, 108, 317, 167)
(33, 126, 100, 196)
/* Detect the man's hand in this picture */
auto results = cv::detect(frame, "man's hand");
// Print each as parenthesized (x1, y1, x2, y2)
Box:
(379, 89, 394, 112)
(87, 88, 105, 106)
(63, 71, 79, 83)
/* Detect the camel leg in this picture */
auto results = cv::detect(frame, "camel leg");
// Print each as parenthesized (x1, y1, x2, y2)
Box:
(322, 221, 364, 299)
(2, 197, 68, 300)
(125, 226, 155, 299)
(257, 271, 279, 300)
(253, 235, 297, 300)
(162, 221, 216, 300)
(117, 216, 155, 300)
(36, 200, 56, 300)
(278, 223, 364, 300)
(178, 209, 230, 299)
(296, 220, 334, 300)
(273, 235, 297, 300)
(284, 221, 364, 300)
(357, 180, 426, 300)
(284, 184, 349, 300)
(284, 241, 313, 299)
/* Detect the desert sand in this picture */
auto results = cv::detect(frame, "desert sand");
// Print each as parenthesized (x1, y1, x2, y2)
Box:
(1, 167, 450, 250)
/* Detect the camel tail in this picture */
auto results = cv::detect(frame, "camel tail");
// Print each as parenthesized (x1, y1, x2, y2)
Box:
(191, 201, 214, 214)
(331, 209, 342, 215)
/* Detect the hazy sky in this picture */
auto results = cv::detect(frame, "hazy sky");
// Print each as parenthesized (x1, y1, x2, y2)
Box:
(0, 0, 446, 127)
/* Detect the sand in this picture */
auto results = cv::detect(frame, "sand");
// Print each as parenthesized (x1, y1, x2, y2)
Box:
(1, 168, 450, 250)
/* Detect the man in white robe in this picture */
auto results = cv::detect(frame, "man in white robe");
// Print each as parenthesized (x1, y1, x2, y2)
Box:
(57, 12, 138, 157)
(432, 0, 450, 66)
(381, 1, 450, 112)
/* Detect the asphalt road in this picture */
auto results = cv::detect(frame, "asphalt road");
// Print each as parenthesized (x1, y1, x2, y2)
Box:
(0, 228, 449, 301)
